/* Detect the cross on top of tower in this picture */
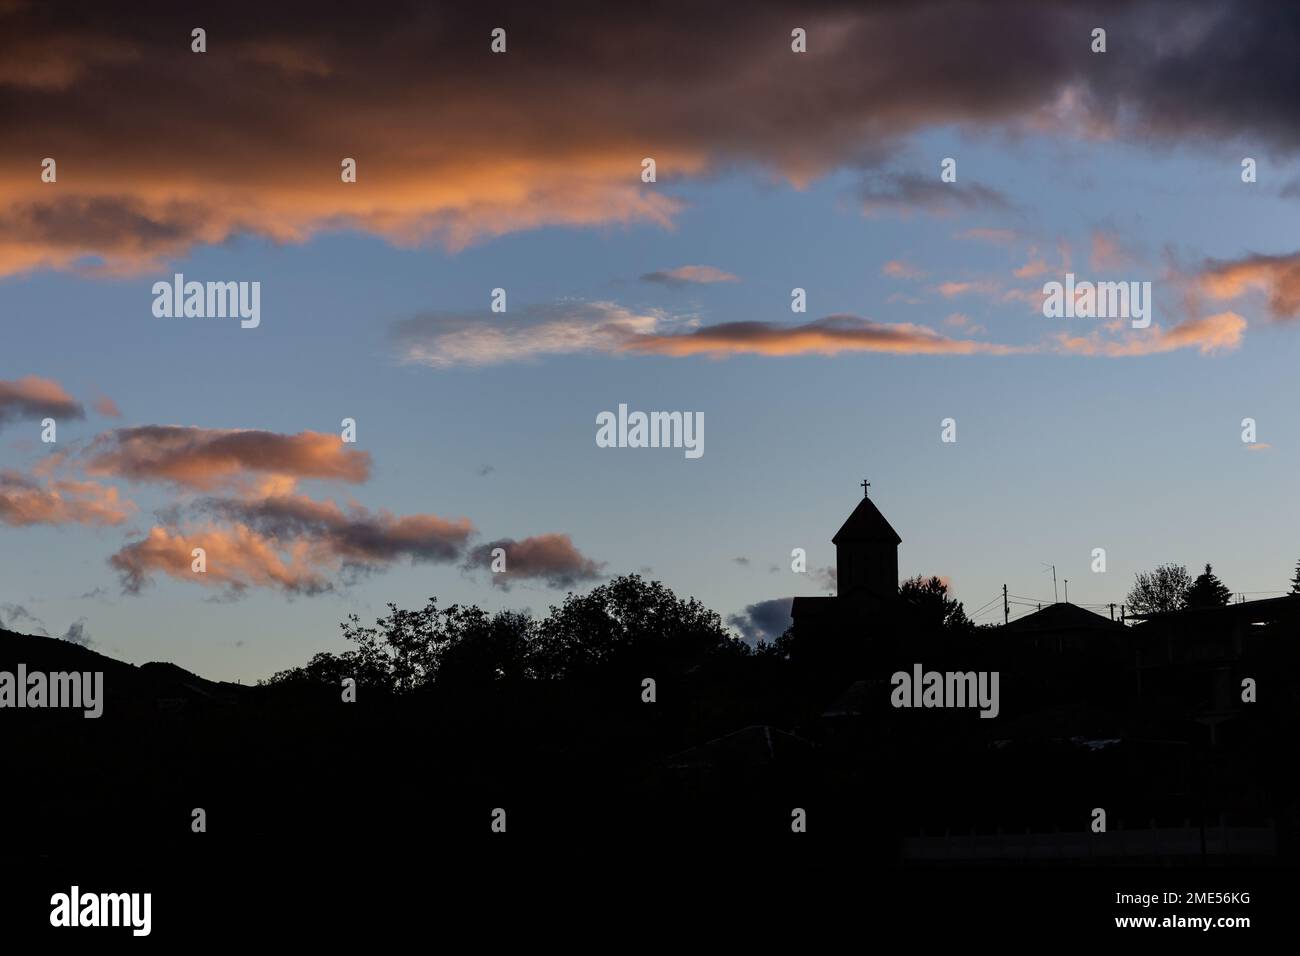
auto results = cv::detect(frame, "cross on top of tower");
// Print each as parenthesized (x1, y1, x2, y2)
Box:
(860, 479, 871, 498)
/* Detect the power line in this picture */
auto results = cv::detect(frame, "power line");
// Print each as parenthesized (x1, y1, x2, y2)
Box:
(967, 594, 1004, 617)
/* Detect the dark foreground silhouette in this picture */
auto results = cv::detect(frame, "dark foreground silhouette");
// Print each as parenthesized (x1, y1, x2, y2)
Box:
(3, 571, 1298, 867)
(5, 565, 1299, 940)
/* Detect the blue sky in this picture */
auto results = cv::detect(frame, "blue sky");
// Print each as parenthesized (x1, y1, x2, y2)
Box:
(4, 2, 1300, 678)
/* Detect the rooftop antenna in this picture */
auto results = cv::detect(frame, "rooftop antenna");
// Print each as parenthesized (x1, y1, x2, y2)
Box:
(1041, 563, 1059, 603)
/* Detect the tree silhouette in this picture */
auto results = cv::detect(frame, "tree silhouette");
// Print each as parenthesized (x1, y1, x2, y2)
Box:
(898, 575, 972, 633)
(1290, 559, 1300, 594)
(532, 574, 746, 679)
(263, 574, 746, 691)
(264, 600, 536, 692)
(1185, 563, 1233, 608)
(438, 609, 534, 686)
(1125, 562, 1191, 615)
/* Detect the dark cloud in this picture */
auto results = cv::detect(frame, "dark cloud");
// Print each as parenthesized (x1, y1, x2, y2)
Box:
(0, 376, 84, 428)
(727, 597, 794, 645)
(0, 602, 49, 636)
(201, 494, 473, 566)
(61, 617, 93, 647)
(0, 604, 92, 646)
(626, 315, 1028, 358)
(858, 173, 1012, 219)
(0, 196, 210, 273)
(2, 2, 1297, 274)
(463, 533, 604, 590)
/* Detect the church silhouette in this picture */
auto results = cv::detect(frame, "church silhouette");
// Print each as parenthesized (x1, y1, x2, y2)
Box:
(792, 483, 902, 633)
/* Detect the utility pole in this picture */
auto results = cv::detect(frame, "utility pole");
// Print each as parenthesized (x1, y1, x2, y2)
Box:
(1064, 579, 1069, 603)
(1109, 603, 1115, 621)
(1003, 583, 1009, 625)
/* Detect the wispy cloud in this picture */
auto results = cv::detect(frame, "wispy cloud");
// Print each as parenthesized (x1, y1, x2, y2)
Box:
(883, 259, 926, 279)
(935, 279, 1003, 299)
(1052, 311, 1246, 357)
(393, 297, 1252, 366)
(1089, 230, 1135, 271)
(953, 228, 1018, 245)
(393, 301, 675, 369)
(641, 265, 739, 286)
(859, 174, 1012, 219)
(93, 395, 122, 418)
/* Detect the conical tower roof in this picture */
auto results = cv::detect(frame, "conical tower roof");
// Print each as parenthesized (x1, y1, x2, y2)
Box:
(832, 495, 901, 545)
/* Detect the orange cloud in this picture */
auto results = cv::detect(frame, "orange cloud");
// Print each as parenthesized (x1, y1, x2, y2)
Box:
(0, 469, 132, 527)
(109, 524, 332, 596)
(1197, 251, 1300, 320)
(85, 426, 370, 491)
(110, 491, 478, 595)
(93, 395, 121, 418)
(1052, 311, 1246, 357)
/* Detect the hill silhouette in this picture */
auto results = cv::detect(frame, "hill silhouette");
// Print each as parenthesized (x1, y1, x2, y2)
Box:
(0, 627, 246, 704)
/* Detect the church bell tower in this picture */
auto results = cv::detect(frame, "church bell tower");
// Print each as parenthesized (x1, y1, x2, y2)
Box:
(833, 480, 901, 605)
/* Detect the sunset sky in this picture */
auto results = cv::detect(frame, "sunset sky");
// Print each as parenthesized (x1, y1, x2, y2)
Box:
(3, 1, 1300, 680)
